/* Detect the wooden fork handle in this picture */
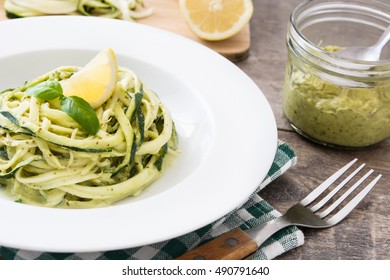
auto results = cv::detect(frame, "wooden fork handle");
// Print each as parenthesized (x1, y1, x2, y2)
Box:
(176, 228, 258, 260)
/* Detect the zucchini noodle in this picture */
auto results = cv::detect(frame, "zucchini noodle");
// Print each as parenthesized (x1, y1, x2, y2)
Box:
(4, 0, 153, 21)
(0, 65, 179, 208)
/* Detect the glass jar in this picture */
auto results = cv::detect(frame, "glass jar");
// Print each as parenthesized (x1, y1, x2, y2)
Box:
(283, 0, 390, 148)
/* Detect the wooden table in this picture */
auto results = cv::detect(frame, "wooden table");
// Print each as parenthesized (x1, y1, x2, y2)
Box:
(0, 0, 388, 260)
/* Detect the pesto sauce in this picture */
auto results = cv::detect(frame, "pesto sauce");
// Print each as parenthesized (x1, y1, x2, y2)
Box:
(283, 67, 390, 148)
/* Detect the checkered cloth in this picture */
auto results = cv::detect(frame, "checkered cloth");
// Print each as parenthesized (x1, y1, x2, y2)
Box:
(0, 140, 304, 260)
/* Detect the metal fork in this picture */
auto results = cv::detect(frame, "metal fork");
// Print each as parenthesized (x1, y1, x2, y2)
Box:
(177, 158, 382, 260)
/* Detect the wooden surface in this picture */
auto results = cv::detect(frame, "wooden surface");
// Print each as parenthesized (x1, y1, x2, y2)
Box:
(237, 0, 389, 260)
(0, 0, 388, 260)
(139, 0, 250, 61)
(0, 0, 250, 61)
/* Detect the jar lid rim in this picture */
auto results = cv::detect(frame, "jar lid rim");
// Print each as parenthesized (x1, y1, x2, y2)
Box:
(290, 0, 390, 67)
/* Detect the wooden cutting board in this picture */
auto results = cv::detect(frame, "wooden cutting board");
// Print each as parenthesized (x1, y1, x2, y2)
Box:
(0, 0, 250, 61)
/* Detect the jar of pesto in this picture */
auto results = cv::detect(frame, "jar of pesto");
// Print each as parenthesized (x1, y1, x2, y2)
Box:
(283, 0, 390, 148)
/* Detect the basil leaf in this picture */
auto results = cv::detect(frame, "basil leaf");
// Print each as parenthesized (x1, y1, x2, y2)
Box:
(25, 80, 63, 101)
(60, 96, 99, 135)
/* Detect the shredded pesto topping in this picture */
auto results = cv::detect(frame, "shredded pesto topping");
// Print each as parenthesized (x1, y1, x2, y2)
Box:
(283, 47, 390, 147)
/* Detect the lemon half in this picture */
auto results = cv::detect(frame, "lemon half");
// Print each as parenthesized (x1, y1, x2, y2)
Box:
(179, 0, 254, 41)
(60, 48, 118, 108)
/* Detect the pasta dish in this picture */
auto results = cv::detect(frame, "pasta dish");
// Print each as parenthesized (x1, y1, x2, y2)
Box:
(0, 56, 178, 208)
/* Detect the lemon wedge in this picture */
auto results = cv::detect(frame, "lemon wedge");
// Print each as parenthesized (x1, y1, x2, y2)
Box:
(179, 0, 253, 41)
(60, 48, 118, 109)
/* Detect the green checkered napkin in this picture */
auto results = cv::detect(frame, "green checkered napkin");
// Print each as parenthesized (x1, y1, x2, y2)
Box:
(0, 140, 304, 260)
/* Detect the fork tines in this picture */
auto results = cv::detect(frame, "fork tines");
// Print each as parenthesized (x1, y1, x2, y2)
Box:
(300, 158, 382, 224)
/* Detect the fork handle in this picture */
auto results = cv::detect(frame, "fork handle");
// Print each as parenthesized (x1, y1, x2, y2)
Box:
(176, 216, 291, 260)
(176, 228, 258, 260)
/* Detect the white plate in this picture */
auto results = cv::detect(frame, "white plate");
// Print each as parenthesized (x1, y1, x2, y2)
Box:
(0, 16, 277, 252)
